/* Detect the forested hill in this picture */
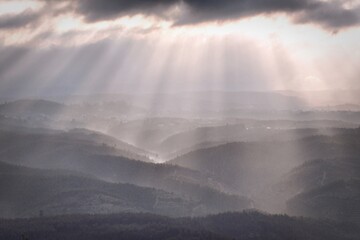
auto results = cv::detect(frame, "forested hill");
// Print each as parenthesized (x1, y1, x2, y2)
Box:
(1, 211, 359, 240)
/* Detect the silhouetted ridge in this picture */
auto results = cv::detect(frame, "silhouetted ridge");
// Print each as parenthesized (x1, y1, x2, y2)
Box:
(1, 211, 359, 240)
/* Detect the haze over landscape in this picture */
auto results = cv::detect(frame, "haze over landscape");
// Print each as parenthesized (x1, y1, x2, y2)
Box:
(0, 1, 360, 239)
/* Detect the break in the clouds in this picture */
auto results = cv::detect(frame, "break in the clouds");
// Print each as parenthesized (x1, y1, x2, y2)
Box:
(76, 0, 360, 30)
(0, 0, 359, 96)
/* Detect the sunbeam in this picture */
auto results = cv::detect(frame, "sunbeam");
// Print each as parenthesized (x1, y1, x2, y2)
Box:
(1, 1, 360, 239)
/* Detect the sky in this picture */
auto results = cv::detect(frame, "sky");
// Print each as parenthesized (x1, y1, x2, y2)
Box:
(0, 0, 359, 98)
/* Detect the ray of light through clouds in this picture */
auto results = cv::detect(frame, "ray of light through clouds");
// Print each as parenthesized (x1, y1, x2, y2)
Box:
(0, 0, 358, 103)
(0, 0, 360, 219)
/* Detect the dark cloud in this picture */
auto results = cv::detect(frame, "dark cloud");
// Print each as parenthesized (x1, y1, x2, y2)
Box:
(172, 0, 317, 27)
(0, 10, 41, 30)
(75, 0, 360, 30)
(76, 0, 177, 21)
(294, 1, 360, 30)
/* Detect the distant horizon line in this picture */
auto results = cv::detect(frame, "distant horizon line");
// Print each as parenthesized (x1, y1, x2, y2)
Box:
(5, 88, 360, 98)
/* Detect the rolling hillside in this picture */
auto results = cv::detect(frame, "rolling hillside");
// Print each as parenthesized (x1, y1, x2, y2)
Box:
(287, 180, 360, 223)
(0, 161, 193, 218)
(0, 128, 251, 216)
(278, 157, 360, 196)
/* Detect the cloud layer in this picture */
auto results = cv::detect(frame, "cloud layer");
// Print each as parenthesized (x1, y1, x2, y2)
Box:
(0, 1, 358, 97)
(0, 10, 41, 30)
(76, 0, 360, 30)
(0, 0, 359, 33)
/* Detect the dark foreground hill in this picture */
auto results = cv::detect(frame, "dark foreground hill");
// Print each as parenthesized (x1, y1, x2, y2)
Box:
(1, 211, 359, 240)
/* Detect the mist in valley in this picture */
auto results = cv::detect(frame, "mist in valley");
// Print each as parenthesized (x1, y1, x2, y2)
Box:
(1, 0, 360, 239)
